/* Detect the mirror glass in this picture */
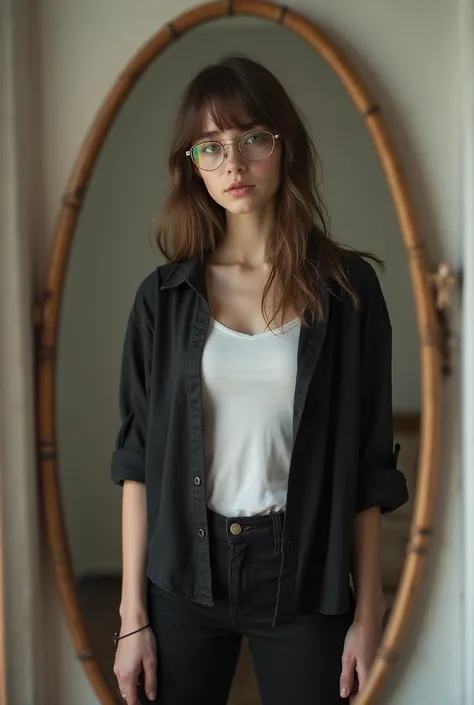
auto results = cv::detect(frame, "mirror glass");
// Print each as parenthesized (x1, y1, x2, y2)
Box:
(57, 17, 420, 704)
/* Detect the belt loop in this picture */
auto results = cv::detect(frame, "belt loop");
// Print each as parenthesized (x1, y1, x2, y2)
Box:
(271, 513, 282, 555)
(225, 517, 232, 544)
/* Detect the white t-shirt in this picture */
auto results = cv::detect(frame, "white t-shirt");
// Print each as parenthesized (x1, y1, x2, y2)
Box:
(201, 316, 301, 517)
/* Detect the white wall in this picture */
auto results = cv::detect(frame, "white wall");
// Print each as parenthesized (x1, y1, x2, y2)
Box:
(0, 1, 466, 704)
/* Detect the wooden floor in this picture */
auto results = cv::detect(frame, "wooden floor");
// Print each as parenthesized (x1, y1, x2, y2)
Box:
(78, 575, 262, 704)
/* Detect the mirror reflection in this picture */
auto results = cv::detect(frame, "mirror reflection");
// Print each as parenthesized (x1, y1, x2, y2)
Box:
(57, 17, 419, 705)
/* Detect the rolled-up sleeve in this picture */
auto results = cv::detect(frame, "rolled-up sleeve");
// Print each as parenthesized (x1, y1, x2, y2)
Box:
(111, 293, 152, 486)
(355, 266, 409, 514)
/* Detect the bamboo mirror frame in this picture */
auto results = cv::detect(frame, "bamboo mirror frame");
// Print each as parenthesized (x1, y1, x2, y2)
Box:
(36, 1, 444, 703)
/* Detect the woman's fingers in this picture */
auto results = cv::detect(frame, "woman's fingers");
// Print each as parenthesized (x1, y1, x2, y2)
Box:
(340, 654, 355, 698)
(354, 665, 368, 694)
(116, 676, 139, 705)
(113, 664, 140, 705)
(142, 656, 158, 701)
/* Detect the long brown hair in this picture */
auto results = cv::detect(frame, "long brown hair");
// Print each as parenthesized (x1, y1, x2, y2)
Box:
(155, 54, 383, 327)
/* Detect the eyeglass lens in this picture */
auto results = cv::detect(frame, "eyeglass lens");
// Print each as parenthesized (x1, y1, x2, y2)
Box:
(191, 131, 274, 170)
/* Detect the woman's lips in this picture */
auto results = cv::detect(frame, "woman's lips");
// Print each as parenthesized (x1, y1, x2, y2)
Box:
(226, 185, 254, 197)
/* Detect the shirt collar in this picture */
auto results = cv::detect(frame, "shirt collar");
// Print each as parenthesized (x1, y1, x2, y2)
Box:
(159, 254, 332, 331)
(159, 255, 204, 290)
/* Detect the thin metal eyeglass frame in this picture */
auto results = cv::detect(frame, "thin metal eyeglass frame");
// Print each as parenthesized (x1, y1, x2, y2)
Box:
(185, 131, 281, 171)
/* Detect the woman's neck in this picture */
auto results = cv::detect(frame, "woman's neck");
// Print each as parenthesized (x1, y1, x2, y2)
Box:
(215, 209, 275, 267)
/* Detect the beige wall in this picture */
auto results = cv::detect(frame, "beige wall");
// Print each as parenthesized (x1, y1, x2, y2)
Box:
(0, 1, 468, 704)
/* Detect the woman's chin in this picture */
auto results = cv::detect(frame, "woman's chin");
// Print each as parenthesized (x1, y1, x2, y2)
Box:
(229, 204, 256, 215)
(224, 199, 267, 216)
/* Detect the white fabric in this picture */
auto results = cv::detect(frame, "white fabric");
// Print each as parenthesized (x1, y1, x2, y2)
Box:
(201, 316, 301, 517)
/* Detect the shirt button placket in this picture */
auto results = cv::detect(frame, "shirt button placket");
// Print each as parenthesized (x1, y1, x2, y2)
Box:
(190, 304, 212, 602)
(194, 477, 205, 537)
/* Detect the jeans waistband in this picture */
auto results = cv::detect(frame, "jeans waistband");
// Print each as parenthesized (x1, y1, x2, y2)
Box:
(206, 508, 285, 549)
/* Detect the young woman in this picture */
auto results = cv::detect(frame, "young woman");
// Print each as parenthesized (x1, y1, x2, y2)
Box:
(111, 55, 409, 705)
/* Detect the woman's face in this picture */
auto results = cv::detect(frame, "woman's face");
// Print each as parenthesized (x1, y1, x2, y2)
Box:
(192, 114, 282, 217)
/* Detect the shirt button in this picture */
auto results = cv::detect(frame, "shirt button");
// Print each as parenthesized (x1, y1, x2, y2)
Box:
(194, 476, 201, 486)
(197, 527, 206, 538)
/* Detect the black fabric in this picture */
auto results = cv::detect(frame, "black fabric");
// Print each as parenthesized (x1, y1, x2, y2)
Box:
(110, 251, 409, 625)
(141, 509, 355, 705)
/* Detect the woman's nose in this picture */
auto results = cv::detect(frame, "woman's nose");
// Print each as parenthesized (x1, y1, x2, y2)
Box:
(224, 143, 247, 171)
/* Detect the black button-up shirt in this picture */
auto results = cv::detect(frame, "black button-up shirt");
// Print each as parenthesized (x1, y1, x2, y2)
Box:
(111, 253, 409, 626)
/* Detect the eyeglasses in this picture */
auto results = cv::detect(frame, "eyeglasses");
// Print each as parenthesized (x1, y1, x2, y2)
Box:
(186, 130, 281, 171)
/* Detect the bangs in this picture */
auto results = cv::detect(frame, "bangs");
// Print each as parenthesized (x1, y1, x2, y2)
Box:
(189, 76, 274, 143)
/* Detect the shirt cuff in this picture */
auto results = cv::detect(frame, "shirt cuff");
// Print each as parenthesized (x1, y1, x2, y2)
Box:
(111, 448, 145, 485)
(356, 466, 409, 514)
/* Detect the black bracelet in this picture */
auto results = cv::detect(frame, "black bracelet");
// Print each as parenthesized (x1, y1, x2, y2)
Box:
(113, 622, 151, 647)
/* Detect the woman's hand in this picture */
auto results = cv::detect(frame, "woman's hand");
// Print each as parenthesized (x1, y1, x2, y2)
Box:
(339, 613, 382, 702)
(113, 623, 158, 704)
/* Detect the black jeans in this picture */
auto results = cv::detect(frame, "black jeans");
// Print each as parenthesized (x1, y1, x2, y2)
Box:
(145, 509, 354, 705)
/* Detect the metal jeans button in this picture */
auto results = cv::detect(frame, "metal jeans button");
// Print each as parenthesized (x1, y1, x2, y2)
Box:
(229, 522, 242, 536)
